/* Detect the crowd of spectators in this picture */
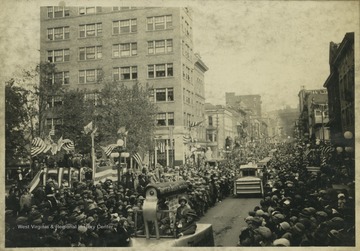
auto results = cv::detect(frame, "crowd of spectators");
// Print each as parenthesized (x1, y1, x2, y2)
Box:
(238, 143, 355, 247)
(5, 159, 233, 247)
(5, 141, 355, 247)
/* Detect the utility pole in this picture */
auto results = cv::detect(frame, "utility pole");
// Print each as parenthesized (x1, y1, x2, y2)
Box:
(216, 111, 219, 158)
(91, 127, 97, 181)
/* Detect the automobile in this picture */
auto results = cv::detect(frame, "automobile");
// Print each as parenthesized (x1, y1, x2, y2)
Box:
(205, 159, 225, 168)
(233, 162, 264, 197)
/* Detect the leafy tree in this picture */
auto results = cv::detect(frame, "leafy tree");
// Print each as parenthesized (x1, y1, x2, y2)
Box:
(49, 81, 156, 157)
(5, 62, 61, 164)
(59, 89, 97, 154)
(6, 61, 157, 165)
(5, 80, 30, 164)
(95, 81, 157, 154)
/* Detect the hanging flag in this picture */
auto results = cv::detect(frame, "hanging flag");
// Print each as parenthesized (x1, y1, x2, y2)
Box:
(117, 126, 128, 135)
(31, 137, 47, 157)
(320, 156, 328, 167)
(84, 121, 93, 134)
(45, 135, 54, 153)
(183, 135, 191, 144)
(158, 141, 165, 153)
(169, 139, 174, 150)
(50, 142, 58, 155)
(304, 148, 312, 157)
(189, 120, 204, 128)
(320, 145, 334, 156)
(101, 144, 118, 157)
(57, 136, 64, 150)
(62, 139, 75, 152)
(49, 128, 55, 136)
(133, 152, 143, 168)
(169, 127, 174, 149)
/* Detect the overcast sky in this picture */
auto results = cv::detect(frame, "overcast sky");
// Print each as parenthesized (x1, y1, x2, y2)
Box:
(1, 1, 359, 113)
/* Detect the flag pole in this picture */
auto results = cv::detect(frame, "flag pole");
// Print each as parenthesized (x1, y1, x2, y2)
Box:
(91, 128, 97, 181)
(154, 138, 158, 166)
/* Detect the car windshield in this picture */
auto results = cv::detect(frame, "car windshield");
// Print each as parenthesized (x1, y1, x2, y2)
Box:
(241, 169, 256, 176)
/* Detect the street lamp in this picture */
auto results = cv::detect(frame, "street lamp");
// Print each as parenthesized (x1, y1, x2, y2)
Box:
(336, 147, 343, 153)
(344, 131, 353, 140)
(344, 131, 354, 153)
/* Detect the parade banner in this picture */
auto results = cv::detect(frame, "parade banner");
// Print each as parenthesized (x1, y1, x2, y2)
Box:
(93, 165, 118, 184)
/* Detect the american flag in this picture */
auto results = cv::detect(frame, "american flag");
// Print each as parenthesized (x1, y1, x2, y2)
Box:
(83, 121, 94, 134)
(101, 144, 118, 157)
(320, 145, 334, 156)
(117, 126, 128, 135)
(189, 120, 204, 128)
(183, 135, 191, 144)
(133, 152, 143, 168)
(304, 148, 312, 157)
(49, 128, 55, 136)
(31, 137, 48, 157)
(62, 139, 75, 152)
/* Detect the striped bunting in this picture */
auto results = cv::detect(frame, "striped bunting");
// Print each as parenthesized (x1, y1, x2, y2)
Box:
(133, 152, 143, 168)
(94, 166, 118, 184)
(31, 137, 48, 157)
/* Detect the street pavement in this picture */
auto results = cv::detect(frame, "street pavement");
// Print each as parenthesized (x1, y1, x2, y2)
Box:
(198, 195, 261, 247)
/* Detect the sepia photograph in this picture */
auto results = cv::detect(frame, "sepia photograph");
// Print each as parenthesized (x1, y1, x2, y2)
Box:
(1, 0, 358, 249)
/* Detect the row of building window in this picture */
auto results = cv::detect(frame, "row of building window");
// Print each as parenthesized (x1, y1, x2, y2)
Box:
(184, 113, 194, 127)
(156, 112, 174, 126)
(182, 64, 193, 82)
(48, 63, 174, 84)
(46, 16, 172, 37)
(47, 39, 173, 62)
(47, 93, 100, 108)
(47, 88, 176, 108)
(150, 88, 174, 102)
(47, 6, 139, 18)
(46, 113, 175, 129)
(47, 85, 177, 106)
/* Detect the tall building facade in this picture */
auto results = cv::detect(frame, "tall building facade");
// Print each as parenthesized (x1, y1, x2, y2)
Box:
(204, 103, 246, 158)
(298, 88, 329, 141)
(40, 6, 208, 166)
(323, 32, 354, 145)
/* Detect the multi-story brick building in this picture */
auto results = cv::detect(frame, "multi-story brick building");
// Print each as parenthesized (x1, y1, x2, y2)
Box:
(40, 6, 208, 166)
(323, 32, 354, 145)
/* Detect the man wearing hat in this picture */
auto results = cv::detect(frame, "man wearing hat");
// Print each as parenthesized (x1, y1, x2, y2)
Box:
(253, 226, 273, 246)
(290, 222, 306, 246)
(176, 195, 190, 228)
(273, 238, 290, 246)
(177, 209, 197, 237)
(114, 217, 131, 247)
